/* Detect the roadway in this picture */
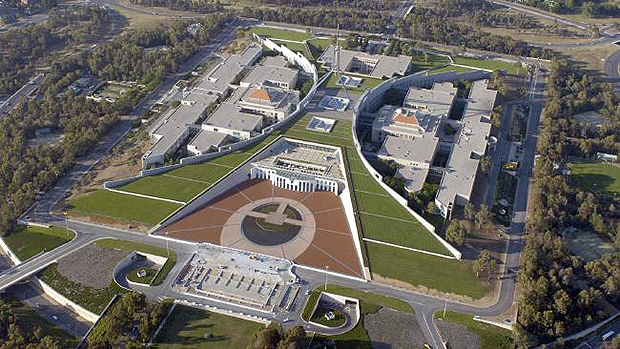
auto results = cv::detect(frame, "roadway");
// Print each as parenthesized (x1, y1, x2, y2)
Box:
(0, 73, 44, 117)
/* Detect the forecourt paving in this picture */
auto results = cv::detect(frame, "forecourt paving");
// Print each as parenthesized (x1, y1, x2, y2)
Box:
(156, 179, 364, 278)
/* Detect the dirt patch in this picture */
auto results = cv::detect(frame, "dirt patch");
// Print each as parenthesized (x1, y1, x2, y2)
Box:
(365, 308, 426, 349)
(435, 318, 481, 349)
(71, 129, 148, 199)
(371, 274, 497, 306)
(57, 244, 128, 289)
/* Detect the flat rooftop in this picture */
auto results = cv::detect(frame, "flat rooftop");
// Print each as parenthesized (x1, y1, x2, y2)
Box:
(404, 83, 457, 116)
(318, 45, 412, 78)
(204, 102, 263, 133)
(261, 55, 289, 68)
(195, 44, 262, 95)
(436, 80, 496, 206)
(378, 135, 438, 167)
(241, 64, 298, 87)
(148, 93, 218, 157)
(188, 129, 228, 152)
(254, 138, 344, 181)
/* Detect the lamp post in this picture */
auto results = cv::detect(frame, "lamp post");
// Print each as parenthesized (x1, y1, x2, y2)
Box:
(165, 232, 169, 257)
(443, 293, 449, 318)
(64, 213, 69, 238)
(324, 266, 329, 291)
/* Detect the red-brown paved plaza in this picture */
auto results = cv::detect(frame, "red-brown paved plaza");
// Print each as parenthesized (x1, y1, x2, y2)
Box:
(156, 179, 363, 278)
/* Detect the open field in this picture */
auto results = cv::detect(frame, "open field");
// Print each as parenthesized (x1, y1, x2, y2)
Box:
(153, 304, 263, 348)
(1, 294, 79, 347)
(249, 27, 312, 41)
(453, 57, 525, 76)
(434, 311, 513, 349)
(4, 225, 74, 261)
(569, 162, 620, 196)
(366, 242, 489, 299)
(94, 238, 177, 285)
(68, 189, 181, 226)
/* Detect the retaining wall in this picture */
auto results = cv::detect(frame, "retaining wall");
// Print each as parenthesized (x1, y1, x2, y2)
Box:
(339, 186, 370, 280)
(32, 277, 100, 322)
(0, 236, 21, 265)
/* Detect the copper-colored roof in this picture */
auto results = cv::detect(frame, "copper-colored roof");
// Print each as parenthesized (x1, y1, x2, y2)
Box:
(249, 88, 271, 101)
(393, 111, 419, 125)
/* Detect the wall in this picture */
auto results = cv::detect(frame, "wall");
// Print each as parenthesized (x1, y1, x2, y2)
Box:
(339, 186, 370, 280)
(0, 237, 21, 265)
(352, 71, 480, 260)
(31, 277, 100, 322)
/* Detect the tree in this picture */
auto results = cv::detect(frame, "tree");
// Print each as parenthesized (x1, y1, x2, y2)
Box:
(475, 204, 493, 231)
(446, 220, 467, 246)
(463, 202, 476, 220)
(473, 250, 497, 277)
(426, 201, 436, 214)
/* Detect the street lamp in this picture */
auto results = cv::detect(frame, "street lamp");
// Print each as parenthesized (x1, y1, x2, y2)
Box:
(165, 232, 169, 257)
(324, 265, 329, 291)
(443, 292, 449, 318)
(64, 213, 69, 238)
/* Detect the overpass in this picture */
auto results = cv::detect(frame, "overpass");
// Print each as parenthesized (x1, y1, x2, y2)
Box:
(0, 234, 95, 291)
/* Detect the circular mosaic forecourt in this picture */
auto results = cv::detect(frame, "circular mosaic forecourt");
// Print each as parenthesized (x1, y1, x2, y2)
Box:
(241, 203, 303, 246)
(220, 197, 316, 260)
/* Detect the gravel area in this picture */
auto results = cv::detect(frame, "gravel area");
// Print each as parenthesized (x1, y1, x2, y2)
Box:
(57, 244, 128, 289)
(435, 319, 481, 349)
(365, 307, 426, 349)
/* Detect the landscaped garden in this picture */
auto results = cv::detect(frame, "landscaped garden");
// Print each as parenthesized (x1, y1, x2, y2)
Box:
(3, 225, 74, 261)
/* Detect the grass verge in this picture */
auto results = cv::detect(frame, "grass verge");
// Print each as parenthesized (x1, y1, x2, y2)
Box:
(434, 311, 513, 349)
(4, 225, 74, 261)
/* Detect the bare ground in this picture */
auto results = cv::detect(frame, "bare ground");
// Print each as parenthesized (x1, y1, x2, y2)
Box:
(435, 318, 481, 349)
(57, 244, 128, 289)
(365, 308, 426, 349)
